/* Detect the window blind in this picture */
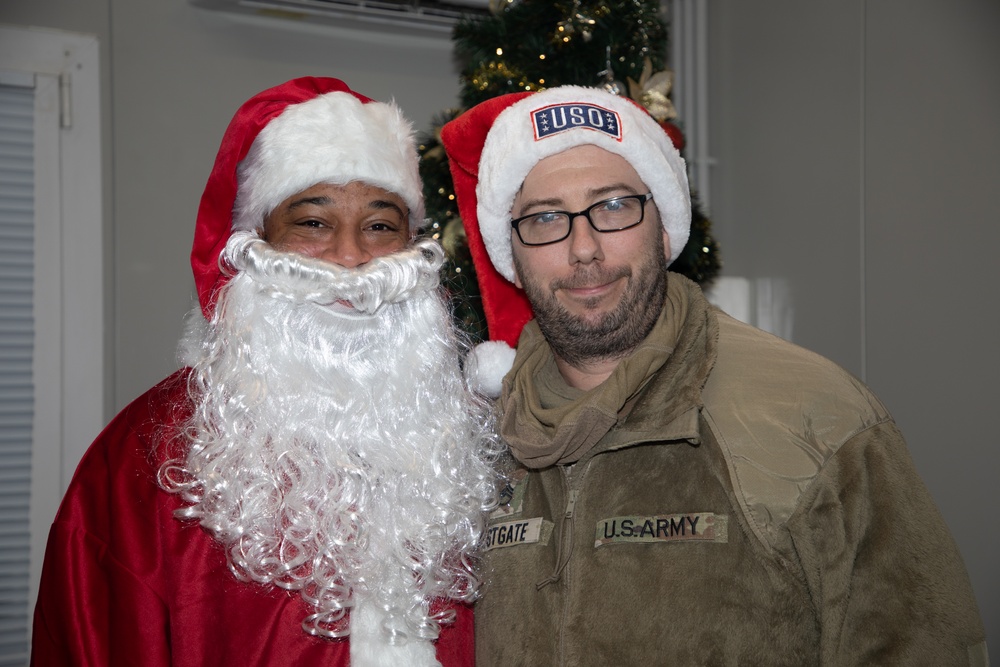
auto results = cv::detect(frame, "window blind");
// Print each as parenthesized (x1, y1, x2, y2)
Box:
(0, 79, 35, 667)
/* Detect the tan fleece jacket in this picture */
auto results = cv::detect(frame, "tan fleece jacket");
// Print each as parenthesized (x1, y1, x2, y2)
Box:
(476, 273, 988, 666)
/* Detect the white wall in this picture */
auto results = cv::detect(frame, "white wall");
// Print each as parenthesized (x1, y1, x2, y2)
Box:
(709, 0, 1000, 652)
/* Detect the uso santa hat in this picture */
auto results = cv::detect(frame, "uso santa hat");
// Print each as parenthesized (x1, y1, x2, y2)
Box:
(441, 85, 690, 353)
(191, 76, 424, 318)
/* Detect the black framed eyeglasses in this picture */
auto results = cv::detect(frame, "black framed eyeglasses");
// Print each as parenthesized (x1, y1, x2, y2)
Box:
(511, 193, 654, 247)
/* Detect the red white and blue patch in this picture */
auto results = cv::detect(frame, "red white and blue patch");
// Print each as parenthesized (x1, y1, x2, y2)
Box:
(530, 102, 622, 141)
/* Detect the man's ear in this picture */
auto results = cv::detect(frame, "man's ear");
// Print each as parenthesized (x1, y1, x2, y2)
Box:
(662, 230, 672, 263)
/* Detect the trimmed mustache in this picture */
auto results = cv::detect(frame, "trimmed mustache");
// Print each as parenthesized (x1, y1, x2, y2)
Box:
(220, 231, 445, 314)
(551, 264, 631, 292)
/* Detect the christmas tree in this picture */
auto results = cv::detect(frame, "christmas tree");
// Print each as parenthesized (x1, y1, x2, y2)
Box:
(419, 0, 721, 343)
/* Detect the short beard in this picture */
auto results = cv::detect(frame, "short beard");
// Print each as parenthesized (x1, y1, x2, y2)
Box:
(161, 232, 501, 643)
(514, 234, 669, 368)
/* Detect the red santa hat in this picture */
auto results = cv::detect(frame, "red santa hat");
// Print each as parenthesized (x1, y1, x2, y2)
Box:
(441, 85, 690, 352)
(191, 76, 424, 318)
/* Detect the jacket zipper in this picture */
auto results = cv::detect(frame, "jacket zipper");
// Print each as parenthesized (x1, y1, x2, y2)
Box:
(554, 460, 592, 666)
(537, 466, 582, 589)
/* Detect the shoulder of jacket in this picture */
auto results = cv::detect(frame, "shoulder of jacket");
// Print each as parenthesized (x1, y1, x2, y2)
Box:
(701, 312, 893, 550)
(69, 370, 194, 494)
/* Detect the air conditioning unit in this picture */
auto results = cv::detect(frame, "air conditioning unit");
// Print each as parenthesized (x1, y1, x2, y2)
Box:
(190, 0, 492, 34)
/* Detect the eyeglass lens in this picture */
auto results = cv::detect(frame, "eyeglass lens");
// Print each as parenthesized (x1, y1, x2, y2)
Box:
(513, 194, 649, 246)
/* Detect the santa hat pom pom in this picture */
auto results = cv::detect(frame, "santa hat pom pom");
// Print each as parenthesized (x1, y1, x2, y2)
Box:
(464, 341, 516, 398)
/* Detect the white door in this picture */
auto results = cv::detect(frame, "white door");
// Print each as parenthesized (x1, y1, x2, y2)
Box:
(0, 26, 104, 664)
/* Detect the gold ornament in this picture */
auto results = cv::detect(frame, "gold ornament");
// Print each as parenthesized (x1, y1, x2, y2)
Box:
(440, 216, 468, 259)
(555, 0, 595, 44)
(574, 9, 596, 32)
(627, 58, 677, 122)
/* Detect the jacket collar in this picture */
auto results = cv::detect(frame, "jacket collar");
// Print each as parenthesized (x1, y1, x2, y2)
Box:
(500, 273, 719, 468)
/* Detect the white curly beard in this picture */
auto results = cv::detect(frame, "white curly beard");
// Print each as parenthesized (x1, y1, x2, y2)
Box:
(162, 232, 500, 664)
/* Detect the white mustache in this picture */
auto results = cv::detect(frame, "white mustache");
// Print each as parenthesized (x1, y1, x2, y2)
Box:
(220, 231, 445, 314)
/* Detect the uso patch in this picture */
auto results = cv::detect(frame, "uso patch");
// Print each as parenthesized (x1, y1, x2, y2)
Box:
(530, 102, 622, 141)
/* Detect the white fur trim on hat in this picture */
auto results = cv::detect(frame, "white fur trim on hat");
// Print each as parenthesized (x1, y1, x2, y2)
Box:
(233, 91, 425, 233)
(464, 340, 516, 398)
(476, 85, 691, 283)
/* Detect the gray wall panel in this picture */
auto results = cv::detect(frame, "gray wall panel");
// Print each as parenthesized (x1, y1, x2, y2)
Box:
(711, 0, 999, 650)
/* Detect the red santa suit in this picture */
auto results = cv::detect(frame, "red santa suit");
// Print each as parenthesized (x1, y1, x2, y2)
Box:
(31, 372, 473, 666)
(31, 77, 483, 666)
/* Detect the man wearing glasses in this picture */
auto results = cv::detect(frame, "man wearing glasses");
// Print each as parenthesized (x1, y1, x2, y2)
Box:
(441, 85, 987, 665)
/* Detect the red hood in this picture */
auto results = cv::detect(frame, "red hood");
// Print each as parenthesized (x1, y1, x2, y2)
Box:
(190, 77, 372, 318)
(440, 92, 534, 347)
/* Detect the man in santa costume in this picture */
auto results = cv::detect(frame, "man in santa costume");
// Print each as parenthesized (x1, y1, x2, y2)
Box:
(31, 77, 501, 666)
(443, 85, 988, 665)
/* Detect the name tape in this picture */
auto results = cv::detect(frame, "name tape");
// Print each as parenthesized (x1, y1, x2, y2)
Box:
(485, 517, 551, 551)
(595, 513, 728, 547)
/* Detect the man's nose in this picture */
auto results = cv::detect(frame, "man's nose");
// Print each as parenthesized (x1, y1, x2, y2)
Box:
(567, 214, 604, 265)
(321, 230, 372, 268)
